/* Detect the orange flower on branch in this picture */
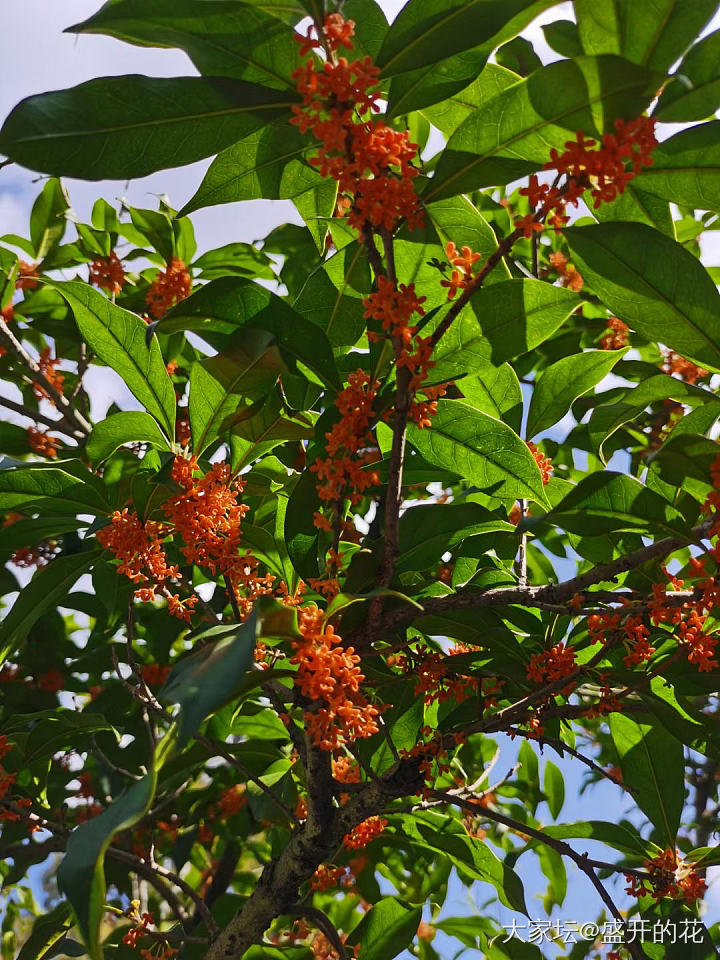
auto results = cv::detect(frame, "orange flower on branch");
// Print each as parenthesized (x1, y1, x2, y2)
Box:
(662, 350, 708, 385)
(343, 816, 387, 849)
(526, 441, 553, 484)
(33, 347, 65, 404)
(16, 260, 39, 290)
(625, 848, 706, 903)
(441, 241, 483, 299)
(146, 259, 192, 319)
(27, 426, 59, 458)
(89, 251, 126, 295)
(600, 316, 629, 350)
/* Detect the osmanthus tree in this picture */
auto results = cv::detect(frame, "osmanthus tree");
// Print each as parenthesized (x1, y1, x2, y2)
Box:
(2, 1, 720, 958)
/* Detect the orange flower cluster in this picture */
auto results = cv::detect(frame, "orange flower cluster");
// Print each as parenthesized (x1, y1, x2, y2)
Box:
(662, 350, 708, 385)
(548, 251, 583, 292)
(310, 864, 350, 891)
(89, 251, 126, 295)
(311, 370, 380, 531)
(526, 643, 576, 687)
(291, 15, 423, 237)
(600, 316, 629, 350)
(518, 116, 657, 236)
(212, 785, 247, 818)
(16, 260, 39, 290)
(588, 608, 656, 667)
(141, 663, 170, 687)
(399, 726, 454, 781)
(27, 426, 59, 458)
(164, 456, 273, 618)
(343, 815, 387, 849)
(33, 346, 65, 404)
(11, 539, 60, 568)
(527, 441, 553, 484)
(145, 258, 192, 319)
(38, 669, 65, 692)
(291, 604, 381, 750)
(389, 644, 479, 705)
(122, 912, 154, 947)
(625, 849, 707, 903)
(441, 241, 483, 299)
(97, 509, 177, 586)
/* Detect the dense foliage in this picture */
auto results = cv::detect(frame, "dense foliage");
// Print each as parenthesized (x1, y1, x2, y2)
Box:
(2, 1, 720, 958)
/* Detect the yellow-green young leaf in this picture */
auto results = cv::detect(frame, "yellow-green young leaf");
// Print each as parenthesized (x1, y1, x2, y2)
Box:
(159, 615, 257, 747)
(407, 400, 549, 506)
(346, 898, 422, 960)
(546, 472, 692, 538)
(543, 760, 565, 819)
(0, 549, 102, 666)
(609, 715, 685, 847)
(526, 349, 627, 439)
(0, 75, 295, 180)
(431, 280, 580, 379)
(53, 282, 176, 437)
(575, 0, 718, 73)
(424, 56, 653, 201)
(29, 178, 69, 260)
(86, 411, 171, 465)
(69, 0, 304, 89)
(631, 122, 720, 213)
(565, 223, 720, 373)
(376, 0, 553, 78)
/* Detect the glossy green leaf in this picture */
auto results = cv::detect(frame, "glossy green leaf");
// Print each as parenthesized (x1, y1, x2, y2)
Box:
(574, 0, 719, 73)
(526, 349, 626, 439)
(161, 278, 341, 390)
(542, 19, 582, 57)
(30, 178, 69, 260)
(386, 1, 551, 117)
(455, 360, 523, 433)
(407, 400, 549, 505)
(192, 242, 274, 281)
(396, 503, 513, 574)
(0, 462, 110, 516)
(542, 820, 648, 855)
(0, 517, 84, 558)
(53, 282, 176, 436)
(346, 897, 422, 960)
(376, 0, 554, 78)
(0, 549, 102, 666)
(284, 468, 323, 579)
(656, 31, 720, 121)
(593, 182, 674, 236)
(424, 56, 653, 201)
(543, 760, 565, 819)
(70, 0, 303, 88)
(24, 713, 116, 764)
(431, 280, 580, 378)
(631, 122, 720, 214)
(546, 472, 692, 537)
(86, 411, 171, 465)
(160, 616, 257, 747)
(189, 329, 285, 454)
(421, 63, 519, 138)
(426, 196, 510, 283)
(230, 395, 315, 470)
(0, 76, 295, 180)
(565, 222, 720, 373)
(57, 761, 162, 960)
(181, 123, 321, 216)
(16, 903, 72, 960)
(609, 714, 684, 846)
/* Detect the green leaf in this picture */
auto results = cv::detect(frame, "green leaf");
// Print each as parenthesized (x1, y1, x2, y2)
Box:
(396, 503, 513, 574)
(609, 714, 685, 846)
(541, 20, 582, 58)
(57, 762, 162, 960)
(496, 37, 542, 77)
(526, 349, 626, 438)
(0, 462, 110, 516)
(346, 897, 422, 960)
(30, 178, 69, 260)
(431, 280, 580, 377)
(193, 242, 274, 281)
(160, 616, 257, 747)
(376, 0, 555, 78)
(189, 329, 285, 454)
(655, 31, 720, 121)
(230, 395, 315, 470)
(542, 820, 648, 856)
(457, 360, 523, 433)
(424, 56, 653, 201)
(284, 468, 322, 579)
(386, 2, 552, 117)
(16, 903, 72, 960)
(52, 282, 176, 436)
(565, 222, 720, 373)
(161, 278, 341, 390)
(24, 713, 116, 764)
(0, 75, 295, 180)
(426, 196, 510, 283)
(0, 517, 84, 558)
(0, 549, 102, 667)
(593, 182, 674, 236)
(407, 400, 549, 505)
(631, 122, 720, 214)
(543, 760, 564, 819)
(181, 123, 322, 216)
(574, 0, 719, 73)
(546, 472, 692, 538)
(86, 412, 171, 465)
(421, 63, 519, 138)
(69, 0, 303, 88)
(397, 810, 528, 914)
